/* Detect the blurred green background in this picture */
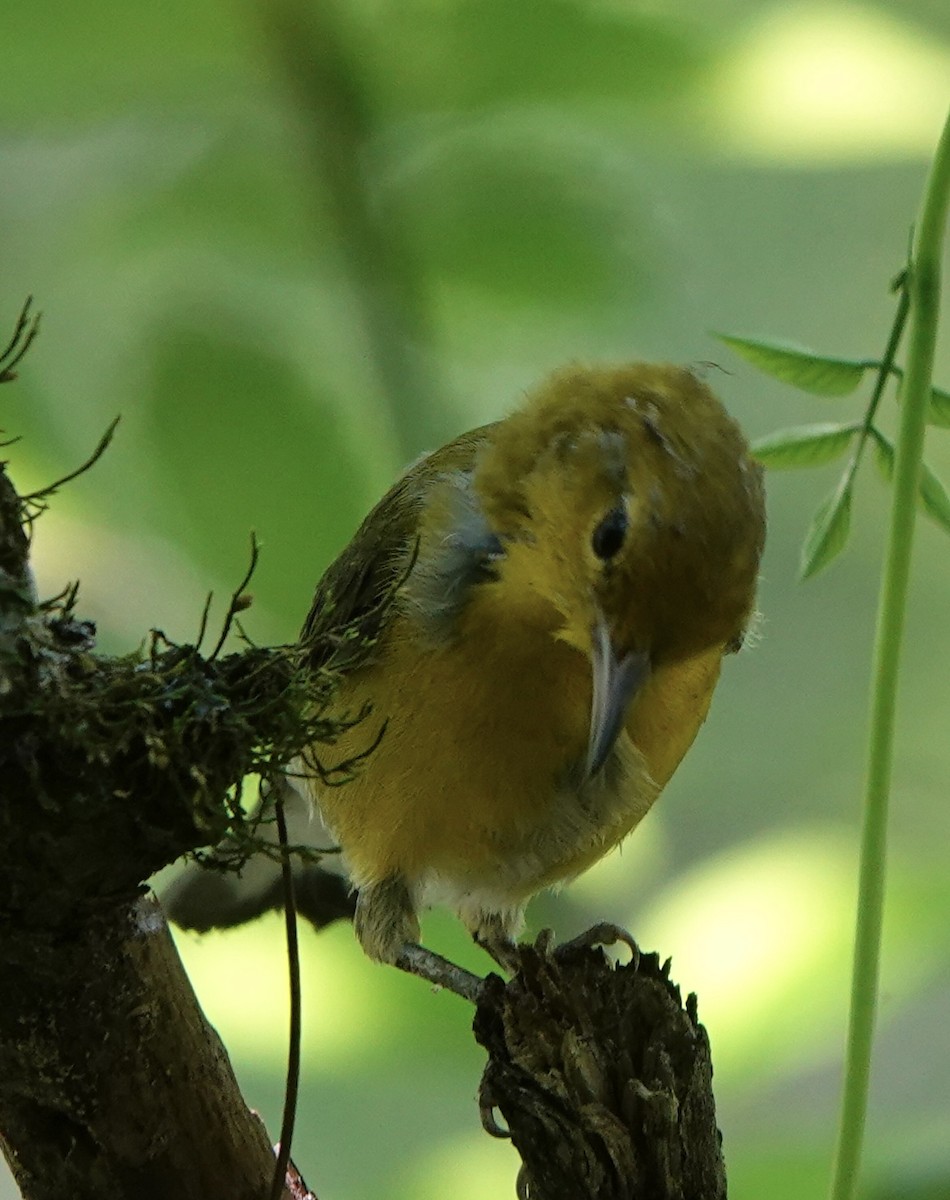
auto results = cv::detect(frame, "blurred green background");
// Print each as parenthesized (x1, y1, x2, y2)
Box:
(3, 1, 949, 1197)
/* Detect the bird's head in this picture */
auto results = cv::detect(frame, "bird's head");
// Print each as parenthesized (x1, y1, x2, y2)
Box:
(472, 363, 766, 774)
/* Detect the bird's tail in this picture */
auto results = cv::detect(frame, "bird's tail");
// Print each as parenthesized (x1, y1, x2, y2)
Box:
(159, 774, 356, 933)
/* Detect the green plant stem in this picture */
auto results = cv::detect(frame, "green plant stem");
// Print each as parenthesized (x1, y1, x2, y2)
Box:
(838, 290, 912, 497)
(261, 0, 444, 461)
(858, 287, 911, 439)
(829, 107, 950, 1200)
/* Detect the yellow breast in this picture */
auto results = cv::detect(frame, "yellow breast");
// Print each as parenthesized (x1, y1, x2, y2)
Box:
(310, 585, 723, 905)
(312, 588, 586, 889)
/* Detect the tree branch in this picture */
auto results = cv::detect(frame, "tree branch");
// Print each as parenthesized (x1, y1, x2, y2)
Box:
(0, 896, 280, 1199)
(474, 943, 726, 1200)
(0, 423, 347, 1196)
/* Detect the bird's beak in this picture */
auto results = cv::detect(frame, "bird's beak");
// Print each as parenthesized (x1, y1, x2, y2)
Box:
(587, 619, 649, 778)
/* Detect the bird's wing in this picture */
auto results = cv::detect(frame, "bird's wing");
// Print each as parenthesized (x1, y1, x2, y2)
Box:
(301, 424, 494, 672)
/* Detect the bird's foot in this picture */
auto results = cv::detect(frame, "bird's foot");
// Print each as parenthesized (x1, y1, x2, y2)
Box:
(394, 921, 638, 1002)
(473, 933, 523, 975)
(470, 910, 526, 975)
(473, 921, 639, 978)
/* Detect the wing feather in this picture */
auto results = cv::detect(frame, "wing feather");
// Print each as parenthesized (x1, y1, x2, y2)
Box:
(301, 425, 495, 671)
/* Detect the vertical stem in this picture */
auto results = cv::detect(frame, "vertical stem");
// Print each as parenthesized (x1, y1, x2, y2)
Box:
(271, 798, 302, 1200)
(829, 107, 950, 1200)
(261, 0, 445, 460)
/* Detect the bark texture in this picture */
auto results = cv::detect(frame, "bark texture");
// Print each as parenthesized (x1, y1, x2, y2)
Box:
(0, 449, 315, 1198)
(475, 942, 726, 1200)
(0, 898, 278, 1200)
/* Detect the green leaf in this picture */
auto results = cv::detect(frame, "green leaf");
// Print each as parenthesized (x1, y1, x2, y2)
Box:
(895, 375, 950, 428)
(800, 477, 853, 579)
(927, 385, 950, 428)
(867, 427, 950, 536)
(918, 462, 950, 535)
(868, 426, 895, 481)
(715, 334, 868, 396)
(751, 421, 860, 469)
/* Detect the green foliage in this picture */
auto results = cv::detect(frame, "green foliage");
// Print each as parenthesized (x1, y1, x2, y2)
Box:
(800, 477, 854, 580)
(721, 104, 950, 1200)
(716, 335, 869, 396)
(925, 383, 950, 427)
(718, 309, 950, 578)
(870, 427, 950, 534)
(917, 460, 950, 534)
(751, 421, 860, 468)
(869, 424, 896, 479)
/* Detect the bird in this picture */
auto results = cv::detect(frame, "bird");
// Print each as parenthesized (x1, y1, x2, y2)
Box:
(164, 362, 766, 979)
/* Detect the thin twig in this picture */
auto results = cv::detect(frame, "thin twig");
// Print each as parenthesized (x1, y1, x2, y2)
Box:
(0, 297, 41, 383)
(194, 592, 214, 654)
(20, 417, 121, 516)
(259, 0, 443, 460)
(836, 281, 912, 499)
(270, 794, 302, 1200)
(208, 533, 259, 661)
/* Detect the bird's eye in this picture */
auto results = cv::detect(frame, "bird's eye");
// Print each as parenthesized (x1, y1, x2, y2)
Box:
(591, 505, 628, 561)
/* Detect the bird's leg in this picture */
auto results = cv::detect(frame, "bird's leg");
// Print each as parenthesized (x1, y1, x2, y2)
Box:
(472, 912, 523, 975)
(394, 943, 484, 1003)
(354, 875, 420, 961)
(470, 909, 638, 973)
(356, 876, 486, 1001)
(473, 934, 521, 974)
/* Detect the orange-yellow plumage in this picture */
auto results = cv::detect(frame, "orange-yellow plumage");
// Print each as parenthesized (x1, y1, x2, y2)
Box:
(297, 362, 766, 963)
(164, 362, 765, 967)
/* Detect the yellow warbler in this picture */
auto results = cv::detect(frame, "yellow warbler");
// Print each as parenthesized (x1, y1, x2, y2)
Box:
(167, 363, 765, 973)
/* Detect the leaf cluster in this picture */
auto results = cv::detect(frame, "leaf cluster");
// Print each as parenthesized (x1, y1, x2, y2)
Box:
(717, 296, 950, 578)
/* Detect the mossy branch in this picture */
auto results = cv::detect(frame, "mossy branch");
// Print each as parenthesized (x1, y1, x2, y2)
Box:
(0, 326, 382, 1195)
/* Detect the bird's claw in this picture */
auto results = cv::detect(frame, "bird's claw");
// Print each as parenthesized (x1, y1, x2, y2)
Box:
(546, 921, 640, 967)
(478, 1077, 511, 1139)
